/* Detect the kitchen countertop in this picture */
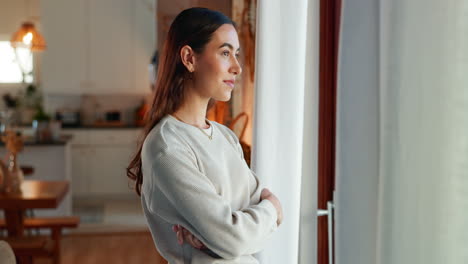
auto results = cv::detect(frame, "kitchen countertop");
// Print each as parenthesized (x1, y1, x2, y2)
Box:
(0, 135, 73, 146)
(62, 125, 143, 129)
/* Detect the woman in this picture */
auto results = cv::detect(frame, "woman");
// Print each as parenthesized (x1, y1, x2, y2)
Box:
(127, 7, 283, 263)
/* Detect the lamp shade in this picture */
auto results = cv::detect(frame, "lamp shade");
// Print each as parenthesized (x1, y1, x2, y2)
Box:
(10, 22, 46, 51)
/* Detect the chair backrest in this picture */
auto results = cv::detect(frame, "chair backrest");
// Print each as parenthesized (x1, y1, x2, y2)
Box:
(0, 240, 16, 264)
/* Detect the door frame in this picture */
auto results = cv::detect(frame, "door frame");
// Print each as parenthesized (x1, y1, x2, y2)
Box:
(317, 0, 341, 263)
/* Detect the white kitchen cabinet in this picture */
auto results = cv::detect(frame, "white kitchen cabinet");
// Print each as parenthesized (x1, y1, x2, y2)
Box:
(88, 146, 134, 195)
(88, 0, 133, 94)
(41, 0, 155, 94)
(70, 145, 90, 196)
(134, 0, 157, 94)
(67, 128, 141, 197)
(41, 0, 87, 94)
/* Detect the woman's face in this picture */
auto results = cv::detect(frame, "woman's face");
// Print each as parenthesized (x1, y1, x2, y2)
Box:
(192, 24, 242, 101)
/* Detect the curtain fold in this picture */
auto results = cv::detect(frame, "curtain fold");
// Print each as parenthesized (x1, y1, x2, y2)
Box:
(335, 0, 380, 263)
(337, 0, 468, 263)
(299, 0, 320, 263)
(252, 0, 313, 263)
(378, 0, 468, 263)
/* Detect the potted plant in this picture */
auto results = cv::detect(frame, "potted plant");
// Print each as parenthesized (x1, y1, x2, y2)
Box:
(18, 84, 43, 125)
(32, 105, 52, 142)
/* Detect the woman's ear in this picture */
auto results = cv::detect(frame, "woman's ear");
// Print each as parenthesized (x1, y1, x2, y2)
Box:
(180, 45, 196, 73)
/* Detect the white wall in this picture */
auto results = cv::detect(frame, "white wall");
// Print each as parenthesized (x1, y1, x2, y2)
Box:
(335, 0, 380, 263)
(0, 0, 41, 39)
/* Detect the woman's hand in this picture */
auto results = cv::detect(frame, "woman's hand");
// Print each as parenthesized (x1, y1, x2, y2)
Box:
(260, 188, 283, 226)
(172, 224, 206, 249)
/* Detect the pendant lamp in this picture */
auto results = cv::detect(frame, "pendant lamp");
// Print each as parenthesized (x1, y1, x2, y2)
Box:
(10, 22, 46, 52)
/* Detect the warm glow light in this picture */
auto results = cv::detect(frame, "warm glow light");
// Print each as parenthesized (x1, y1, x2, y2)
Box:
(10, 22, 46, 51)
(22, 32, 33, 45)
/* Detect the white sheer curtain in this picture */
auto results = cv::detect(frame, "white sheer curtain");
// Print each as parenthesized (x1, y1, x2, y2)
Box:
(337, 0, 468, 263)
(378, 0, 468, 263)
(298, 0, 320, 263)
(335, 0, 380, 263)
(252, 0, 318, 263)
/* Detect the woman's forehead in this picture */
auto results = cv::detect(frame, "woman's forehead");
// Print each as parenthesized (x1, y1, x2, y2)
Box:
(209, 24, 240, 50)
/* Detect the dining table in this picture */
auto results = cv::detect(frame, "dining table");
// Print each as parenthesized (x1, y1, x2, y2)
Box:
(0, 180, 69, 237)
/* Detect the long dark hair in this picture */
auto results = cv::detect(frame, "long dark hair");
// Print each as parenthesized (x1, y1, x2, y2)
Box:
(127, 7, 235, 196)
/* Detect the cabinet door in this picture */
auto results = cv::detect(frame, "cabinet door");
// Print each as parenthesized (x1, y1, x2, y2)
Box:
(88, 0, 133, 94)
(88, 145, 135, 195)
(133, 0, 156, 94)
(71, 146, 90, 196)
(41, 0, 87, 94)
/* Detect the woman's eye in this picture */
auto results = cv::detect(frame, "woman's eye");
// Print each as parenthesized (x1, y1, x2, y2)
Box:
(235, 53, 240, 58)
(222, 51, 230, 57)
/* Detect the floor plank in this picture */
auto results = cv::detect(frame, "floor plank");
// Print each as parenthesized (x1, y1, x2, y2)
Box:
(35, 231, 167, 264)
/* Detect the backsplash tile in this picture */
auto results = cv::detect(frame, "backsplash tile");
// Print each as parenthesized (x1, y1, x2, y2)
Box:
(44, 93, 150, 126)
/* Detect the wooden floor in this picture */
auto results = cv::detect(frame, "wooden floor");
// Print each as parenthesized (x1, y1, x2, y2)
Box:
(35, 231, 167, 264)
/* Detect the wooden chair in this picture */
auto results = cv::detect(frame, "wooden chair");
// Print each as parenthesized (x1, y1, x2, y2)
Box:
(0, 216, 80, 264)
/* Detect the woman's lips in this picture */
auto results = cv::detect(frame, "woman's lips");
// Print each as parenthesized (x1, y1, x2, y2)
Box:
(223, 80, 235, 88)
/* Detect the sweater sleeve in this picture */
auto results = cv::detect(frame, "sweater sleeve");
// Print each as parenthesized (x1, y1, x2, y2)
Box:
(148, 147, 278, 259)
(227, 129, 263, 205)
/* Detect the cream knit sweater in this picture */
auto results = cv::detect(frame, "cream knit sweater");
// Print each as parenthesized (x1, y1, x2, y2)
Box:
(141, 115, 278, 264)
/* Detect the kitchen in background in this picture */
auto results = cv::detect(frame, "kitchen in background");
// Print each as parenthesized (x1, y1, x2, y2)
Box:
(0, 0, 255, 227)
(0, 0, 156, 233)
(1, 1, 257, 262)
(0, 0, 259, 262)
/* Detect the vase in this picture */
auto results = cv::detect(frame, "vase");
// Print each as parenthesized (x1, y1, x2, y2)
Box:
(4, 154, 23, 194)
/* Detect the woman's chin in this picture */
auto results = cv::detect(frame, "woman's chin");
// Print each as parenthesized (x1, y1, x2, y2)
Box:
(214, 93, 232, 102)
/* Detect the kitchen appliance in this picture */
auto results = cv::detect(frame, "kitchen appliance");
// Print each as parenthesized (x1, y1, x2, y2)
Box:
(92, 110, 124, 127)
(105, 110, 121, 122)
(55, 110, 81, 127)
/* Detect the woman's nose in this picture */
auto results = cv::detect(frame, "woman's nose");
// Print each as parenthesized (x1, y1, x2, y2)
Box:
(230, 58, 242, 75)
